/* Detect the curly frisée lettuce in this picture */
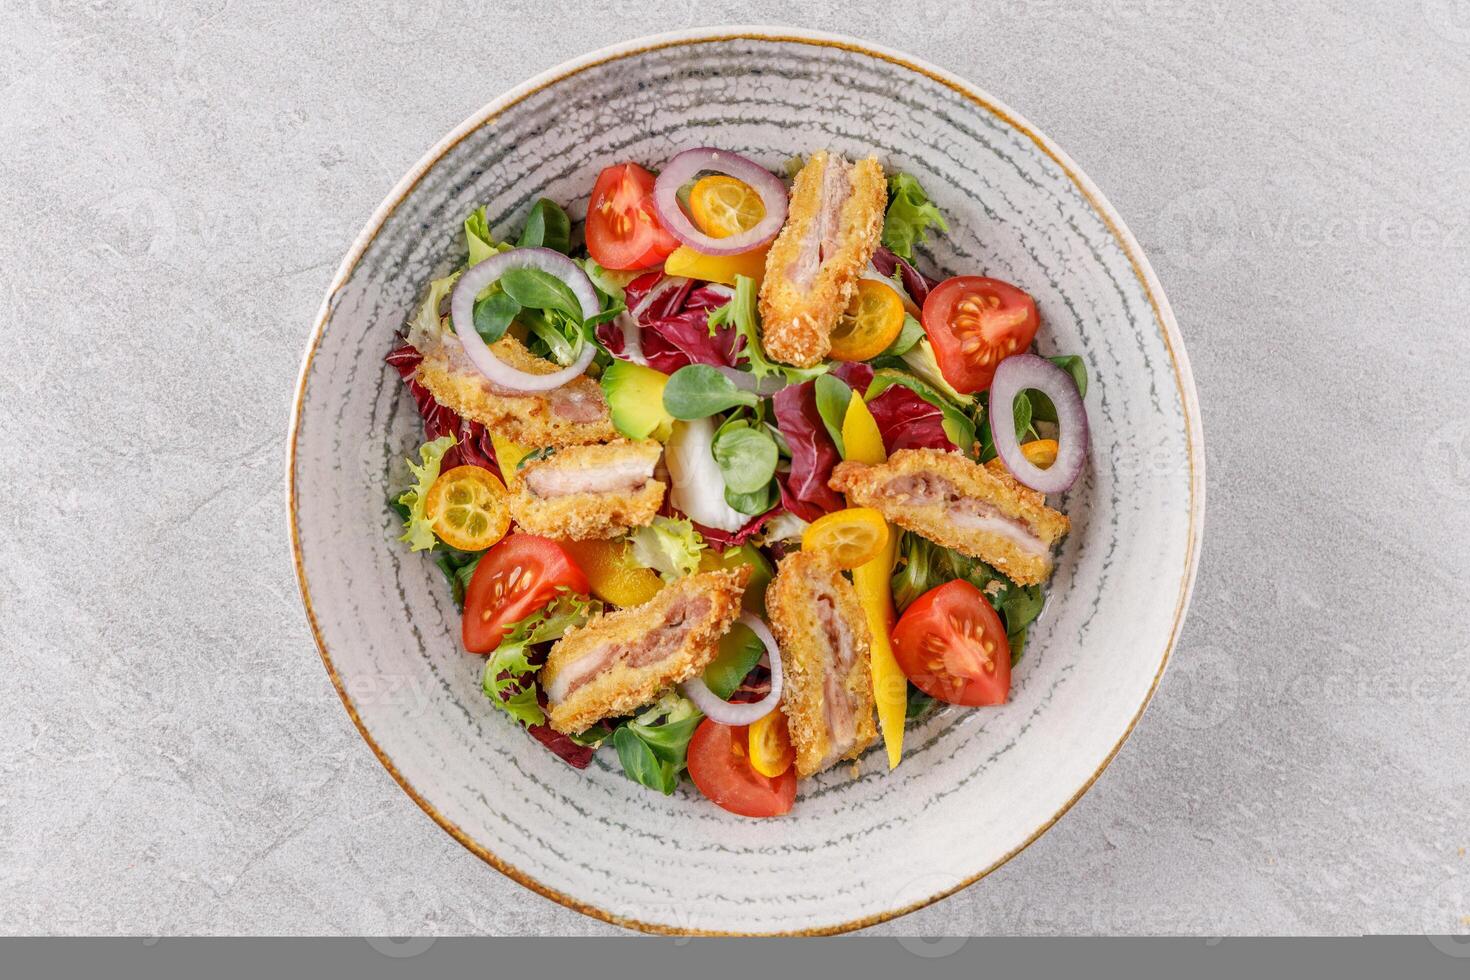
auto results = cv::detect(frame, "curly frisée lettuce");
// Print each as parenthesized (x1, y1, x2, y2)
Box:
(881, 172, 949, 260)
(708, 274, 826, 385)
(481, 591, 602, 727)
(628, 516, 706, 582)
(464, 205, 513, 267)
(406, 273, 458, 350)
(396, 434, 458, 552)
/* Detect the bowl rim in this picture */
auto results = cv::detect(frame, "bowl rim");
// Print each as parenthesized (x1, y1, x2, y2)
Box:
(286, 24, 1206, 936)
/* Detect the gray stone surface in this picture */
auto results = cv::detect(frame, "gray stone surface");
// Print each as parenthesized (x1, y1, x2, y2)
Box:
(2, 0, 1467, 937)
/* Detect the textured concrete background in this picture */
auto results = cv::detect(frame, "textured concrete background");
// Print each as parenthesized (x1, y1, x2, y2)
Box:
(2, 0, 1468, 937)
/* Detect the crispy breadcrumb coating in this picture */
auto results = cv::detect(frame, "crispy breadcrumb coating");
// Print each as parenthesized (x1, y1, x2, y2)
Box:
(508, 440, 665, 540)
(767, 551, 877, 777)
(542, 567, 750, 734)
(828, 449, 1070, 586)
(413, 333, 616, 447)
(759, 151, 887, 367)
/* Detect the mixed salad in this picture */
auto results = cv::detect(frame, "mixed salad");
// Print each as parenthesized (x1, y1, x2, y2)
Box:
(386, 147, 1090, 817)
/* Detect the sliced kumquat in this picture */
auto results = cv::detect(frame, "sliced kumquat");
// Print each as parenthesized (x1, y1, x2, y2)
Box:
(424, 465, 510, 551)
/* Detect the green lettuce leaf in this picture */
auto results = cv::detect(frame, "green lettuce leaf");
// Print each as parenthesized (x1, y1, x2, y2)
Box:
(405, 273, 459, 349)
(396, 435, 458, 552)
(708, 274, 828, 385)
(480, 591, 601, 727)
(464, 205, 510, 267)
(881, 172, 949, 260)
(628, 516, 706, 582)
(580, 257, 638, 307)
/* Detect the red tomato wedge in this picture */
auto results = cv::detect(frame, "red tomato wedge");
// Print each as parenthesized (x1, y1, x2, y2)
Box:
(686, 719, 797, 818)
(891, 580, 1011, 706)
(462, 534, 588, 653)
(921, 275, 1040, 393)
(585, 163, 680, 271)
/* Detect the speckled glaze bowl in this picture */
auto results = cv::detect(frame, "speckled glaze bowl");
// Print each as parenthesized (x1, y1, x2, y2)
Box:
(289, 27, 1203, 935)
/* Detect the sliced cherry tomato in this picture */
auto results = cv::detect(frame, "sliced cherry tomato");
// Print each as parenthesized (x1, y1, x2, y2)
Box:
(425, 465, 510, 551)
(891, 580, 1011, 706)
(801, 507, 890, 570)
(687, 719, 796, 818)
(748, 710, 794, 778)
(921, 276, 1039, 393)
(462, 534, 589, 653)
(830, 279, 906, 361)
(585, 163, 680, 271)
(688, 175, 766, 238)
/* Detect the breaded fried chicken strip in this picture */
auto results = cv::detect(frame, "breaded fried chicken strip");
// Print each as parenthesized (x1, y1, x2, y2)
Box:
(829, 449, 1071, 586)
(542, 567, 750, 734)
(413, 333, 616, 447)
(508, 440, 665, 540)
(758, 151, 887, 367)
(767, 551, 877, 776)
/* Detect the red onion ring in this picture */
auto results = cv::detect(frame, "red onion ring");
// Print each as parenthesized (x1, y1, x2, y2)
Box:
(450, 247, 599, 392)
(652, 148, 788, 256)
(680, 613, 784, 726)
(989, 354, 1090, 494)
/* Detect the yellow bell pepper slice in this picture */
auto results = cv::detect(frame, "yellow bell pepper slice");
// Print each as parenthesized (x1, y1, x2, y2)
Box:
(1020, 438, 1059, 468)
(840, 393, 906, 769)
(559, 538, 663, 608)
(840, 389, 886, 466)
(663, 243, 769, 288)
(488, 433, 528, 488)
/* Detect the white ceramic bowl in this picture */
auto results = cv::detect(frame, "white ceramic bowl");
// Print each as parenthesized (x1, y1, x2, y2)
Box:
(289, 27, 1204, 935)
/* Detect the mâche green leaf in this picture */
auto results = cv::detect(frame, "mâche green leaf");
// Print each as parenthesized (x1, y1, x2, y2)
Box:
(499, 266, 583, 322)
(472, 290, 519, 343)
(517, 198, 572, 254)
(813, 373, 852, 457)
(662, 364, 759, 419)
(712, 424, 779, 493)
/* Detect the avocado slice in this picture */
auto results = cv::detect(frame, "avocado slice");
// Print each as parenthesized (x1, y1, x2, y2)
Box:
(600, 359, 674, 441)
